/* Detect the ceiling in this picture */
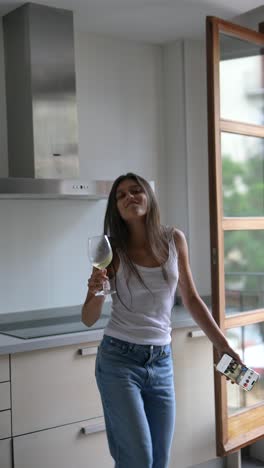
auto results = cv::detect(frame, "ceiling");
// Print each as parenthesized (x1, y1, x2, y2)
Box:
(0, 0, 263, 43)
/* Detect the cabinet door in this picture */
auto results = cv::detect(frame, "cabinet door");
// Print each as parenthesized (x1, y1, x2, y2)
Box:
(169, 327, 216, 468)
(0, 438, 12, 468)
(0, 355, 10, 382)
(11, 342, 103, 435)
(0, 410, 11, 439)
(13, 417, 113, 468)
(0, 382, 11, 411)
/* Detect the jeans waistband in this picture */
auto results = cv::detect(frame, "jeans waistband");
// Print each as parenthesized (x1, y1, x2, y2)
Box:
(103, 334, 170, 353)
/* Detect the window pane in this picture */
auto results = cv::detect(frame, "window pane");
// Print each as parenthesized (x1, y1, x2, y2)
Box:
(220, 33, 264, 126)
(226, 323, 264, 415)
(224, 231, 264, 314)
(221, 132, 264, 217)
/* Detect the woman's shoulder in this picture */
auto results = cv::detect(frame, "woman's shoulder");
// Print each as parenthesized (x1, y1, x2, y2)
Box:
(161, 225, 185, 259)
(167, 226, 187, 253)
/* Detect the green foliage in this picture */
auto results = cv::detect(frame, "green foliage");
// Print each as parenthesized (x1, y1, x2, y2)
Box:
(222, 152, 264, 217)
(222, 153, 264, 303)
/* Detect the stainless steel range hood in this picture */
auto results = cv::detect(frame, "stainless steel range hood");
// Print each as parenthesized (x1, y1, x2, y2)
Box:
(0, 179, 111, 199)
(0, 177, 112, 199)
(0, 3, 105, 199)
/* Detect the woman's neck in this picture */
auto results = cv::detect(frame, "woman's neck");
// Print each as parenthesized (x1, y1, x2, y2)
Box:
(127, 220, 148, 249)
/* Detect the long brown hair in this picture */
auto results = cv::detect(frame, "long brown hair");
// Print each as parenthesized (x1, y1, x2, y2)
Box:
(104, 173, 170, 303)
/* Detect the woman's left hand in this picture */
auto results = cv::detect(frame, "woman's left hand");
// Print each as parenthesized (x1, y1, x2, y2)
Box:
(215, 345, 244, 384)
(216, 345, 242, 365)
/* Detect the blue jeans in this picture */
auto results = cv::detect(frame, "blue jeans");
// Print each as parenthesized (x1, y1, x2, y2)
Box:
(95, 335, 175, 468)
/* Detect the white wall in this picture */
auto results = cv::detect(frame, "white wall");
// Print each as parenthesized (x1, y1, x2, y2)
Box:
(75, 32, 165, 206)
(232, 6, 264, 31)
(0, 27, 165, 313)
(163, 39, 211, 295)
(184, 40, 211, 296)
(163, 41, 189, 236)
(0, 199, 107, 313)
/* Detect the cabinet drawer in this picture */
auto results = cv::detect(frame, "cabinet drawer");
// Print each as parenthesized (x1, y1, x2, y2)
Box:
(12, 342, 103, 435)
(0, 356, 9, 382)
(0, 382, 11, 411)
(13, 416, 112, 468)
(0, 410, 11, 439)
(0, 438, 12, 468)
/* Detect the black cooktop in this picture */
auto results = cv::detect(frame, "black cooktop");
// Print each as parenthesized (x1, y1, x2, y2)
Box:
(0, 304, 110, 339)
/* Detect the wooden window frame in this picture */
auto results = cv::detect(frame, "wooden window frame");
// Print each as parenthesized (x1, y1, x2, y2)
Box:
(206, 16, 264, 456)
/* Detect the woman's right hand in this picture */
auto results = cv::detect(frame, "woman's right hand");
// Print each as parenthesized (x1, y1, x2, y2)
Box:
(87, 268, 108, 296)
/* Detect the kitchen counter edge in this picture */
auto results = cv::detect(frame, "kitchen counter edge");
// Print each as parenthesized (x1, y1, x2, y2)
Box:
(0, 308, 203, 355)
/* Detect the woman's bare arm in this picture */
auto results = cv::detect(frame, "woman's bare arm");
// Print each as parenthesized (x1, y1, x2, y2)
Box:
(81, 268, 107, 327)
(174, 229, 241, 362)
(81, 254, 119, 327)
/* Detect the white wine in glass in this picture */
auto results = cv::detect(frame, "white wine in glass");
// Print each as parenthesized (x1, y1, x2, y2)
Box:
(88, 235, 116, 296)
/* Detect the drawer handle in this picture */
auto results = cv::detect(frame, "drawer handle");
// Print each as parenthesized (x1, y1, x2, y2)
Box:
(78, 346, 98, 356)
(188, 330, 206, 338)
(81, 421, 106, 435)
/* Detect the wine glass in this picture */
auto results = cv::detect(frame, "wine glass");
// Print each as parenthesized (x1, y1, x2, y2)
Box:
(88, 235, 116, 296)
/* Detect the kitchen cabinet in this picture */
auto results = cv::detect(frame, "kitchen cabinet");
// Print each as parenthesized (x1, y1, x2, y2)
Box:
(169, 327, 216, 467)
(10, 341, 112, 468)
(0, 382, 10, 411)
(0, 410, 11, 439)
(0, 382, 11, 411)
(4, 325, 216, 468)
(0, 438, 12, 468)
(13, 416, 112, 468)
(0, 354, 11, 456)
(11, 342, 103, 435)
(0, 355, 11, 444)
(0, 355, 10, 382)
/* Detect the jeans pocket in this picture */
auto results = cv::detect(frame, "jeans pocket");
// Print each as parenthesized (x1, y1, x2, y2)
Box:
(159, 347, 171, 361)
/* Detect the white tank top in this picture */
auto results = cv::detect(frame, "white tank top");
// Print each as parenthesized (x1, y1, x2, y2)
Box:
(104, 229, 179, 345)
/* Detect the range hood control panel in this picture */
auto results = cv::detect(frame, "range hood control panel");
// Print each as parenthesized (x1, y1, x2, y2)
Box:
(72, 184, 90, 190)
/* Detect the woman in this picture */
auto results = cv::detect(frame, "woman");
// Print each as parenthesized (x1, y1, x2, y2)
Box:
(82, 172, 241, 468)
